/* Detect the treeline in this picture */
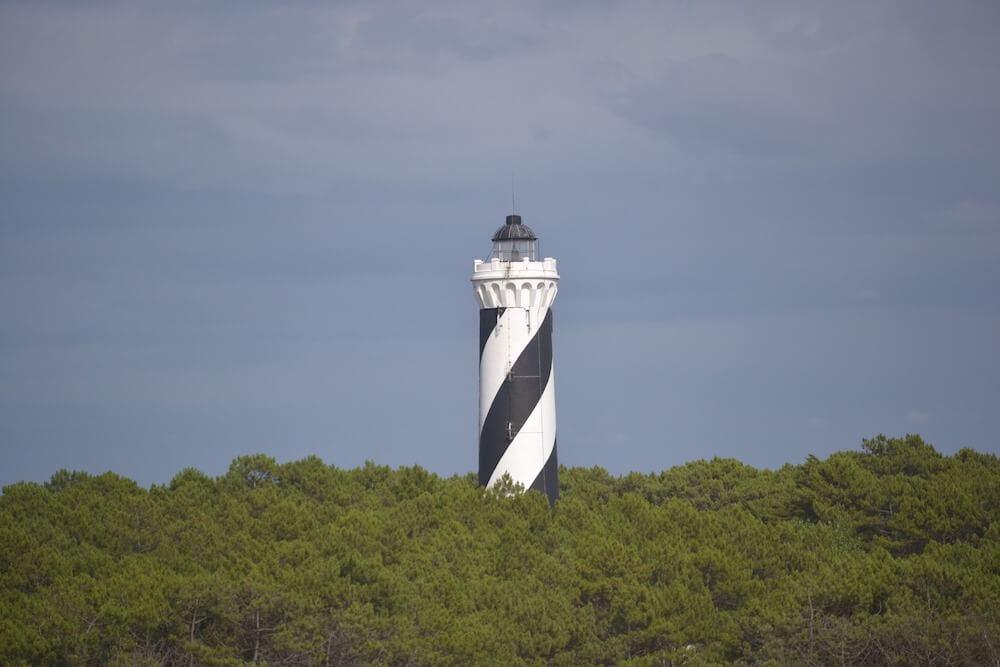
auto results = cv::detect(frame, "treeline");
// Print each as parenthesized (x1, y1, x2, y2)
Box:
(1, 434, 999, 665)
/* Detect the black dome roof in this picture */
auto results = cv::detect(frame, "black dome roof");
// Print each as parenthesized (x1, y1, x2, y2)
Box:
(491, 214, 537, 241)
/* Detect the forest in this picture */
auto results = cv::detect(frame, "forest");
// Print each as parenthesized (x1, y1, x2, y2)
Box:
(1, 434, 998, 665)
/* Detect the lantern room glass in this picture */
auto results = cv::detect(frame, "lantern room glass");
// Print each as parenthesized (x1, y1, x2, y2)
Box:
(490, 238, 538, 262)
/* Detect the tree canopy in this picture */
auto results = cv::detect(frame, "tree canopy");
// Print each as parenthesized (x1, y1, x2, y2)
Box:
(1, 435, 998, 665)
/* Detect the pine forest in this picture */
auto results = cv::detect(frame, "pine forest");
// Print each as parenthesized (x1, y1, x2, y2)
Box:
(2, 434, 999, 665)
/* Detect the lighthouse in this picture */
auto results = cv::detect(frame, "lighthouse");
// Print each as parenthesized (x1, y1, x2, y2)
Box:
(472, 214, 560, 505)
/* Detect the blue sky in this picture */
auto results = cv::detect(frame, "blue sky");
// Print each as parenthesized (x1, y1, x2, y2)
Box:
(2, 1, 998, 488)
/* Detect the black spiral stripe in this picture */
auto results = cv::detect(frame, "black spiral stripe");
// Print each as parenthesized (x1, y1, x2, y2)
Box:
(478, 308, 557, 505)
(479, 307, 505, 360)
(529, 440, 558, 502)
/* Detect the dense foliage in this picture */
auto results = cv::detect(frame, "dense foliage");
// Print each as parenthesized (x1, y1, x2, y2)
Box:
(2, 435, 998, 665)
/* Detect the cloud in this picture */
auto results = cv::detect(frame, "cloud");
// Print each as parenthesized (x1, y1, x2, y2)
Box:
(945, 201, 1000, 229)
(2, 0, 999, 485)
(615, 53, 829, 159)
(611, 2, 1000, 164)
(2, 1, 997, 192)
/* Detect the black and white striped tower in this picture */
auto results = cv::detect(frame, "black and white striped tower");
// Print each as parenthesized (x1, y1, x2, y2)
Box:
(472, 214, 560, 505)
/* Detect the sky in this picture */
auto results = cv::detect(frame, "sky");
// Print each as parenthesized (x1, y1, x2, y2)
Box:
(1, 0, 998, 489)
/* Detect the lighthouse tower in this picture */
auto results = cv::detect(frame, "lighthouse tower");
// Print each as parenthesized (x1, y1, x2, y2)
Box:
(472, 214, 560, 505)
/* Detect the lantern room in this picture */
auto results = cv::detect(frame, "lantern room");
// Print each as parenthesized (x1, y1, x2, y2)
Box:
(490, 214, 538, 262)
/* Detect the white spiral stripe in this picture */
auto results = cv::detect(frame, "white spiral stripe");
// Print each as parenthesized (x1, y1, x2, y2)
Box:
(478, 306, 549, 435)
(487, 364, 556, 489)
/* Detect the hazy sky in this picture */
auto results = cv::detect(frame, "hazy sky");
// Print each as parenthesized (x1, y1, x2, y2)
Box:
(2, 1, 998, 488)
